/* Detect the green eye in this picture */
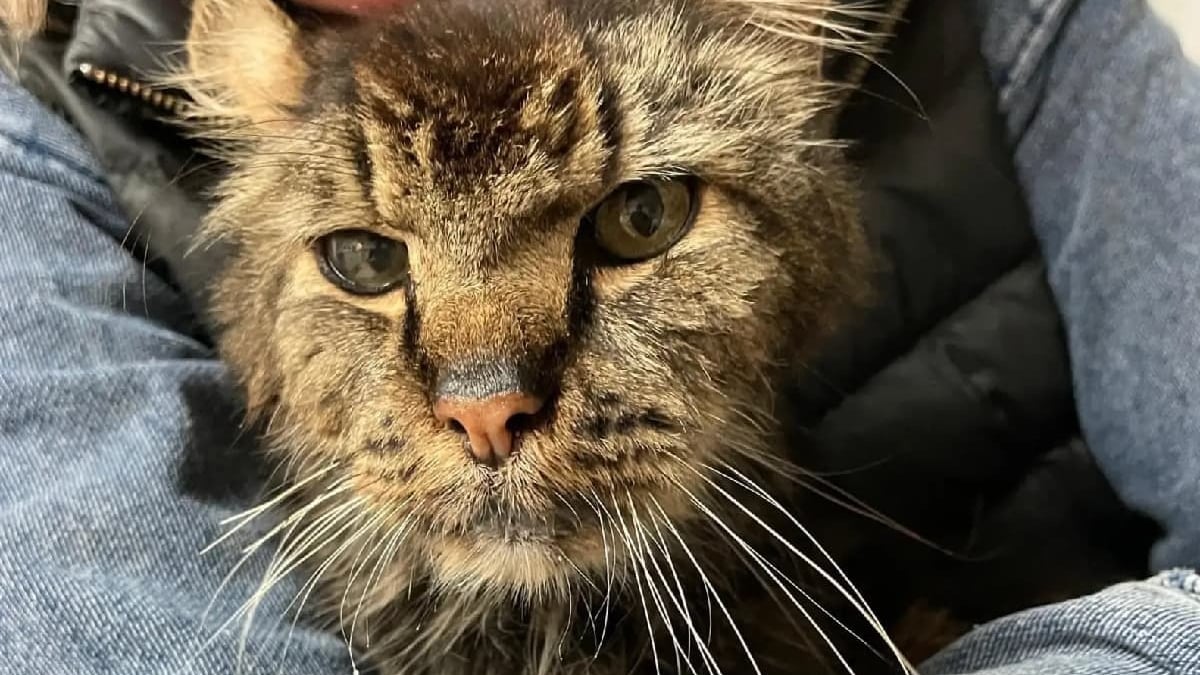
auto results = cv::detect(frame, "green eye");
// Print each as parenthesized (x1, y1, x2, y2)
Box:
(590, 178, 697, 261)
(317, 229, 410, 294)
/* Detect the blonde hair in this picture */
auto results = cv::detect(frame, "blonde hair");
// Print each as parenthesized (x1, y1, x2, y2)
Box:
(0, 0, 46, 40)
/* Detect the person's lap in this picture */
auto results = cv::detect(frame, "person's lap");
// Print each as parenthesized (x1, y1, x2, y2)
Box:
(924, 0, 1200, 670)
(0, 71, 347, 673)
(973, 0, 1200, 575)
(2, 1, 1200, 674)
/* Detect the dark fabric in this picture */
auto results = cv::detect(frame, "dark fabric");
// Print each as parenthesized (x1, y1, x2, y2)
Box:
(798, 0, 1158, 627)
(13, 0, 223, 339)
(7, 0, 1159, 640)
(62, 0, 192, 80)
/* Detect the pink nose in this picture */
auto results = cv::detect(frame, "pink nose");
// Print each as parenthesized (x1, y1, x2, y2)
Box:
(433, 392, 545, 468)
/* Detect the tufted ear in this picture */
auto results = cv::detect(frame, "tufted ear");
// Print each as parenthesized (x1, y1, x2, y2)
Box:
(183, 0, 309, 124)
(709, 0, 899, 83)
(0, 1, 46, 41)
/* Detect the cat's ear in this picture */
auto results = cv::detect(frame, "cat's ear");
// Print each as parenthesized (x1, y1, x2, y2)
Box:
(0, 1, 47, 41)
(709, 0, 893, 83)
(182, 0, 308, 124)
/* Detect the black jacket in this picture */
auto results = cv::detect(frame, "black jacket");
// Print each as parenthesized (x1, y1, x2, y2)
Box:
(7, 0, 1159, 647)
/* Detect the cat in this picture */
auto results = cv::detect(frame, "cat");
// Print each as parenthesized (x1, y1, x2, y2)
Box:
(6, 0, 922, 673)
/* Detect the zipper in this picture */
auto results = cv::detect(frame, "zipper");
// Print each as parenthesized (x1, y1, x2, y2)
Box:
(65, 1, 908, 122)
(73, 62, 186, 116)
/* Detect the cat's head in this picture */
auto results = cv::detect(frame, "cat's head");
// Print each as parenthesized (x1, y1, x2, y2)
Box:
(188, 0, 871, 600)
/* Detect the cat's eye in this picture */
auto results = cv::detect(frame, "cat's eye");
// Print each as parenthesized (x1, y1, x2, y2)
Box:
(317, 229, 410, 295)
(589, 178, 697, 261)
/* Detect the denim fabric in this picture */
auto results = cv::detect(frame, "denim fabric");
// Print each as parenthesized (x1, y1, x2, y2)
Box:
(972, 0, 1200, 572)
(923, 570, 1200, 674)
(0, 71, 347, 674)
(2, 0, 1200, 673)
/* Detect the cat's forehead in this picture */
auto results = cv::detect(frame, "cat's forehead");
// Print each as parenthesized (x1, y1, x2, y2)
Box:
(338, 0, 624, 241)
(307, 0, 826, 248)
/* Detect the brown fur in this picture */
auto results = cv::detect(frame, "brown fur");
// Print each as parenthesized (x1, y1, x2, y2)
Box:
(9, 1, 926, 673)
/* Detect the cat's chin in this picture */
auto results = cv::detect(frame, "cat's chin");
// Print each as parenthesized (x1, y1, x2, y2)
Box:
(427, 533, 581, 600)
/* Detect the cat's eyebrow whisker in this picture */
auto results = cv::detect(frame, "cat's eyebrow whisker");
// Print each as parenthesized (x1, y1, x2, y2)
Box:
(648, 494, 751, 675)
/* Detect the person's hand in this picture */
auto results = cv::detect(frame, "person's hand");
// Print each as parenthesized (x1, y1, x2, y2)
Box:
(290, 0, 412, 16)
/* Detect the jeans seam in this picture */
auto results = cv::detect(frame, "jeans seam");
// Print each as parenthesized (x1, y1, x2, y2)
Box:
(0, 133, 107, 187)
(996, 0, 1080, 112)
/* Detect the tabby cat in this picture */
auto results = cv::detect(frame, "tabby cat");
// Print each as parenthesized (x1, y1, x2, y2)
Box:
(9, 0, 922, 673)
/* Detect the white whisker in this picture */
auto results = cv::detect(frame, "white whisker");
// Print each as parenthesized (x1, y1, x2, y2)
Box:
(647, 494, 762, 675)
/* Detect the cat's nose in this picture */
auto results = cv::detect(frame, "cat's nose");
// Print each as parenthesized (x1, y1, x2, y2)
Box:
(433, 392, 545, 468)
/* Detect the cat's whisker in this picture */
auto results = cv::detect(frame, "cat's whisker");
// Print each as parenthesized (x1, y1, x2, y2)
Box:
(553, 491, 590, 536)
(350, 514, 413, 656)
(206, 463, 340, 552)
(585, 490, 618, 658)
(336, 508, 401, 642)
(644, 503, 721, 674)
(237, 482, 354, 558)
(607, 497, 665, 675)
(678, 463, 916, 674)
(627, 492, 711, 675)
(270, 507, 380, 675)
(644, 506, 728, 675)
(226, 496, 364, 675)
(720, 527, 827, 660)
(648, 494, 750, 675)
(733, 524, 887, 662)
(191, 475, 352, 669)
(715, 395, 937, 554)
(710, 461, 870, 596)
(622, 493, 689, 675)
(692, 493, 865, 675)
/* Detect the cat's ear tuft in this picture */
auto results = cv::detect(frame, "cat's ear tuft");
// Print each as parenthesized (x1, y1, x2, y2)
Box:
(0, 0, 48, 42)
(707, 0, 895, 72)
(182, 0, 308, 124)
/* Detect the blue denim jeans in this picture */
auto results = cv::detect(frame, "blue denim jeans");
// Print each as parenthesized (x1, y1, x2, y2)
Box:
(973, 0, 1200, 575)
(1, 1, 1199, 674)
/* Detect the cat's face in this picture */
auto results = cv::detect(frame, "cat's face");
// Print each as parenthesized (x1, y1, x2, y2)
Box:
(198, 0, 867, 600)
